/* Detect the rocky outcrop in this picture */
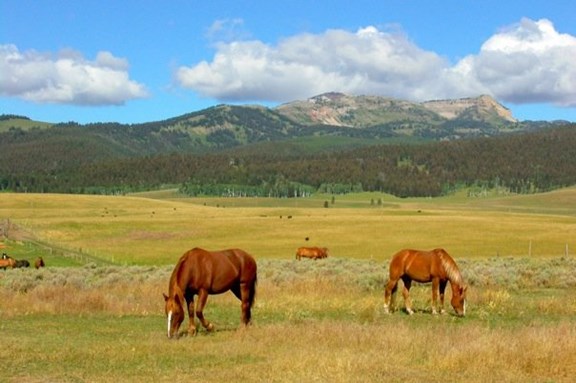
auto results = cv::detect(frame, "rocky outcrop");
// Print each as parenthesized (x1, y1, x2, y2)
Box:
(422, 95, 517, 122)
(276, 93, 517, 127)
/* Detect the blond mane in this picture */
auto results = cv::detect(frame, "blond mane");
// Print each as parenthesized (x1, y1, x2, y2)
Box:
(437, 249, 463, 285)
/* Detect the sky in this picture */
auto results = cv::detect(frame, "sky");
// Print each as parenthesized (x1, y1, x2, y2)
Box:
(1, 0, 575, 124)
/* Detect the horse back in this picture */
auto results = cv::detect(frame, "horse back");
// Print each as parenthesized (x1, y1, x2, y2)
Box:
(173, 248, 257, 294)
(389, 248, 447, 283)
(296, 246, 327, 259)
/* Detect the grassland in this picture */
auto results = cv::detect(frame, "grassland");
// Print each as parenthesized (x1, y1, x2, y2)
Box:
(1, 189, 576, 382)
(0, 117, 52, 132)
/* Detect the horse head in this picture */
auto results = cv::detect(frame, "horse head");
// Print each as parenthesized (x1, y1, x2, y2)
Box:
(163, 292, 185, 338)
(451, 284, 468, 317)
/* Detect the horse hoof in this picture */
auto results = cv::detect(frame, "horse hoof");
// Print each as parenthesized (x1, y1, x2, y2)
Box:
(188, 328, 197, 337)
(206, 323, 215, 332)
(406, 309, 414, 315)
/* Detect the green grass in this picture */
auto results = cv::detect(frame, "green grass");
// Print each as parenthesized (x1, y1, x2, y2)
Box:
(0, 117, 52, 132)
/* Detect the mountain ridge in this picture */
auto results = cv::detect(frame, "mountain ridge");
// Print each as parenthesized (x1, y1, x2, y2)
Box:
(275, 92, 516, 127)
(0, 92, 561, 163)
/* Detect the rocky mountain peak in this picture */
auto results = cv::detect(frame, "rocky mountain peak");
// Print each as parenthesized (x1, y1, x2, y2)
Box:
(421, 95, 516, 122)
(276, 93, 516, 127)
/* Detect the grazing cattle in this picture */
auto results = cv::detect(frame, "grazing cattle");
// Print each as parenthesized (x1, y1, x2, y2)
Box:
(383, 248, 467, 316)
(34, 257, 45, 269)
(14, 259, 30, 268)
(296, 246, 329, 260)
(163, 247, 258, 339)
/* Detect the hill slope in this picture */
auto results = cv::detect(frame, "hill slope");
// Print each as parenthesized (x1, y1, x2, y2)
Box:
(0, 92, 570, 196)
(0, 93, 536, 156)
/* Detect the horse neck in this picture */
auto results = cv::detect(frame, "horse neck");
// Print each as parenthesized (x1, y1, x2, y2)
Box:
(439, 253, 463, 287)
(168, 261, 189, 303)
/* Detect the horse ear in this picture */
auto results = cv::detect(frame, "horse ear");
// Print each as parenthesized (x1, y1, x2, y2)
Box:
(462, 285, 468, 294)
(163, 293, 169, 302)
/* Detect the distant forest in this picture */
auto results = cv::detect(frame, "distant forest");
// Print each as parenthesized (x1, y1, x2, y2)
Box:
(1, 124, 575, 198)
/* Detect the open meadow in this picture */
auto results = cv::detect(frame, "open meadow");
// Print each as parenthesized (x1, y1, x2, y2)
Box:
(1, 189, 576, 382)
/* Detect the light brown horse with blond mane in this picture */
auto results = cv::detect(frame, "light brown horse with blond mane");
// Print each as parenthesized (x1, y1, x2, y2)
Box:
(383, 248, 467, 316)
(163, 247, 257, 339)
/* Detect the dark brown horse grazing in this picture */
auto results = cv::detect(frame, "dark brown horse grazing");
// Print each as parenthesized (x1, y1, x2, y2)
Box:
(383, 248, 467, 316)
(14, 259, 30, 268)
(163, 247, 257, 339)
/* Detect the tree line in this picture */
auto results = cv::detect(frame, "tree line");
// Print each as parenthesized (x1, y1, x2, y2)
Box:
(1, 124, 575, 197)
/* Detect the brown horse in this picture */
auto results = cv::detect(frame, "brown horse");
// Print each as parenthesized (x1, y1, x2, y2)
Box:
(383, 248, 467, 316)
(14, 259, 30, 268)
(0, 255, 16, 270)
(296, 246, 329, 260)
(34, 257, 45, 269)
(163, 247, 257, 339)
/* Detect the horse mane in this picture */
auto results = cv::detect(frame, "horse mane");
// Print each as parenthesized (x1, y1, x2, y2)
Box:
(168, 255, 188, 302)
(435, 248, 463, 285)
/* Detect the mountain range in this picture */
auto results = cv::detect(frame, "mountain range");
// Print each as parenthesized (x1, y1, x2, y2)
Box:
(1, 93, 575, 196)
(1, 93, 558, 160)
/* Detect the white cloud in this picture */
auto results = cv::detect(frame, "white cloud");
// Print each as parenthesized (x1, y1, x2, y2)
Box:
(176, 18, 576, 107)
(461, 18, 576, 106)
(0, 45, 149, 105)
(205, 18, 249, 43)
(176, 26, 451, 102)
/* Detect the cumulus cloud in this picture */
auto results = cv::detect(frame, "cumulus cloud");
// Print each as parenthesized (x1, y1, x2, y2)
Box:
(176, 18, 576, 107)
(458, 18, 576, 106)
(176, 26, 452, 102)
(0, 45, 148, 105)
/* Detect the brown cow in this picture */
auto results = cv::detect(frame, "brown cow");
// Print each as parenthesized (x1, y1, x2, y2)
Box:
(295, 247, 329, 260)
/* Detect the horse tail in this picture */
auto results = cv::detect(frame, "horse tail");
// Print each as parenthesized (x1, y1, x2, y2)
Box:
(250, 274, 257, 305)
(245, 273, 257, 324)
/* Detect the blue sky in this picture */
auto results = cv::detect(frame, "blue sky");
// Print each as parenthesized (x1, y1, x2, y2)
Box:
(1, 0, 575, 124)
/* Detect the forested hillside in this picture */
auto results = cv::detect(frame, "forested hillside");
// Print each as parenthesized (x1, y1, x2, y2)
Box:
(2, 123, 575, 197)
(1, 92, 574, 197)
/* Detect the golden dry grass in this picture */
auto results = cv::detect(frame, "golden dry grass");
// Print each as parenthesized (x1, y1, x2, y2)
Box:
(1, 265, 575, 382)
(1, 190, 575, 265)
(1, 189, 576, 381)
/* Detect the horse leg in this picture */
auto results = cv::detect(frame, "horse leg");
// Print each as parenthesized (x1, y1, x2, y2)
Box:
(240, 282, 254, 326)
(401, 277, 414, 315)
(186, 295, 197, 336)
(383, 278, 398, 314)
(431, 278, 440, 315)
(195, 289, 214, 332)
(439, 280, 448, 314)
(231, 283, 253, 327)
